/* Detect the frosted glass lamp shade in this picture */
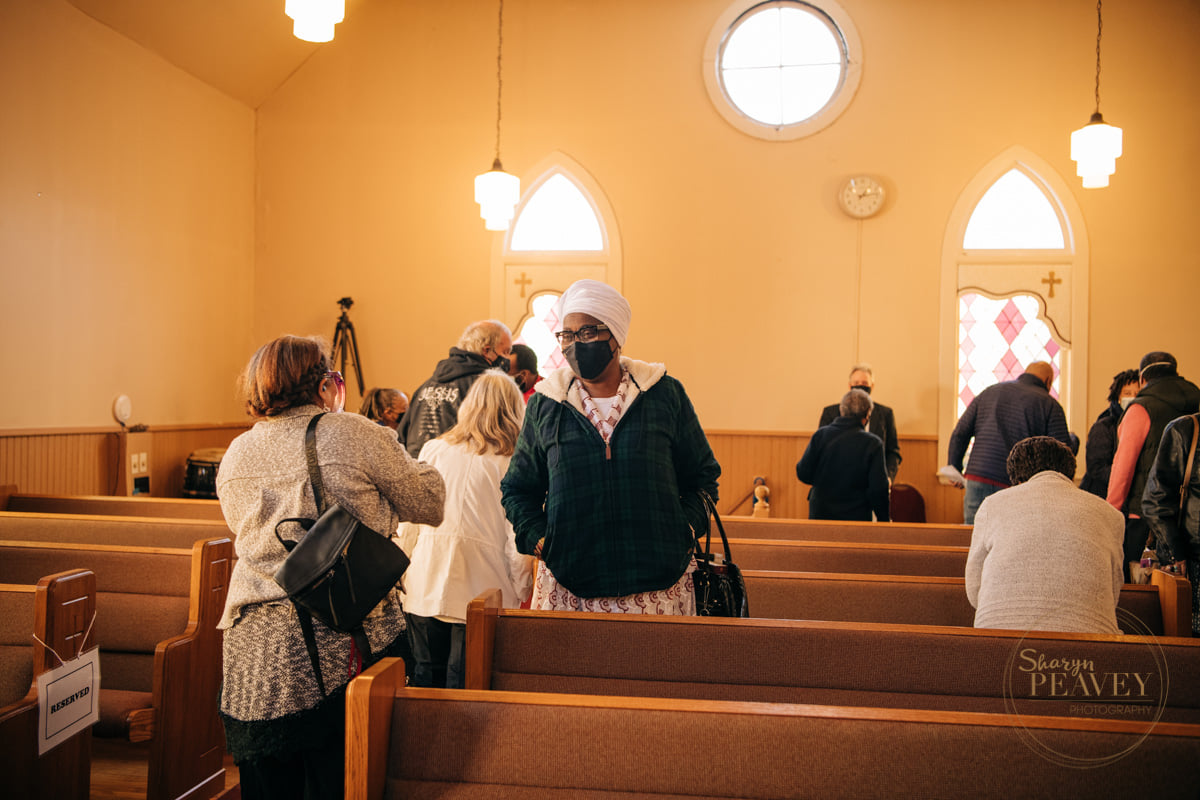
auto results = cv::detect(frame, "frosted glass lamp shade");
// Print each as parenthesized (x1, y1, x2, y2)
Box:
(1071, 114, 1123, 189)
(475, 165, 521, 231)
(286, 0, 345, 43)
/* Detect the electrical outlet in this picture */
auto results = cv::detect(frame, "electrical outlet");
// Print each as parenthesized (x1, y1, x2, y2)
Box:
(131, 454, 140, 475)
(138, 452, 148, 473)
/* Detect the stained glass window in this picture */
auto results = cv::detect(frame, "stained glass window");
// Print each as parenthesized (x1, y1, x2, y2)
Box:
(963, 169, 1065, 249)
(958, 293, 1061, 416)
(510, 174, 603, 251)
(515, 293, 566, 376)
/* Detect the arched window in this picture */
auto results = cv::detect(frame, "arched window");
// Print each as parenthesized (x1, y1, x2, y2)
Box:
(491, 154, 621, 375)
(938, 148, 1089, 462)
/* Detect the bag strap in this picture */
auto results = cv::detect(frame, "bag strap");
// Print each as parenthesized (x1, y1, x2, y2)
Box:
(295, 605, 326, 696)
(694, 490, 733, 564)
(305, 413, 328, 514)
(1180, 413, 1200, 527)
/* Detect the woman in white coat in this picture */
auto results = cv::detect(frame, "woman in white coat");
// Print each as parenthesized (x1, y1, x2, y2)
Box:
(403, 370, 534, 687)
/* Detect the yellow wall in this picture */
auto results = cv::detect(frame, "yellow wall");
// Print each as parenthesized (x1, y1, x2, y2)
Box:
(0, 0, 254, 428)
(255, 0, 1200, 445)
(4, 0, 1199, 462)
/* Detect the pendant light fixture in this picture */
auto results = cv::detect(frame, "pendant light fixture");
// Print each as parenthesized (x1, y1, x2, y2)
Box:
(1070, 0, 1122, 189)
(474, 0, 520, 231)
(285, 0, 345, 44)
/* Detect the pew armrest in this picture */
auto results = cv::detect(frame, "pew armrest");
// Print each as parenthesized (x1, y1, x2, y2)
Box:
(147, 537, 233, 800)
(464, 589, 503, 690)
(346, 657, 407, 800)
(1152, 568, 1192, 637)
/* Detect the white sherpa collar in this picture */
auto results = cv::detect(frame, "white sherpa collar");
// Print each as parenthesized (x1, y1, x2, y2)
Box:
(535, 356, 666, 414)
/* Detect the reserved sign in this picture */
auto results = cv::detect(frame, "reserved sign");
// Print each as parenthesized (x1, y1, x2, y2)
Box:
(37, 648, 100, 755)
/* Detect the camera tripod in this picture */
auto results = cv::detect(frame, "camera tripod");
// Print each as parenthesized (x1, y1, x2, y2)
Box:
(331, 297, 365, 395)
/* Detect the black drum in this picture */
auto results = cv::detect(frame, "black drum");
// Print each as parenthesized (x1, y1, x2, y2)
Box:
(182, 447, 227, 499)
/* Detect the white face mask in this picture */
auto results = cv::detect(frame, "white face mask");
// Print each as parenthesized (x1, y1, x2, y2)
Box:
(1119, 397, 1134, 411)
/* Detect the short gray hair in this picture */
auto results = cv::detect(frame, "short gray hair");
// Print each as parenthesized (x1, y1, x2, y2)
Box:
(839, 388, 873, 419)
(457, 320, 512, 355)
(849, 363, 873, 380)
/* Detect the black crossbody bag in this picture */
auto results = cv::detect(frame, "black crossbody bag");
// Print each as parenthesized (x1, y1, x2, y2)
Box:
(692, 489, 749, 617)
(272, 413, 411, 694)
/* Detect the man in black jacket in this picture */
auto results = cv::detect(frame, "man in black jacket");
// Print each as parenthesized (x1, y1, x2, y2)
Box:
(397, 319, 513, 458)
(818, 364, 901, 481)
(798, 389, 890, 521)
(1107, 351, 1200, 577)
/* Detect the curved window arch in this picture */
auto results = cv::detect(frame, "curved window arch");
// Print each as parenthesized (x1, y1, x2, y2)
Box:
(490, 154, 621, 374)
(938, 148, 1089, 482)
(703, 0, 862, 141)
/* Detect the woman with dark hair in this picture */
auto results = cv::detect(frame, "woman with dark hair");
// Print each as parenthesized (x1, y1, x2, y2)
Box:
(359, 386, 408, 431)
(216, 335, 445, 800)
(1079, 368, 1139, 496)
(966, 436, 1124, 633)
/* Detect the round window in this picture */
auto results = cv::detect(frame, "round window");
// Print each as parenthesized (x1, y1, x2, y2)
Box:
(703, 0, 862, 140)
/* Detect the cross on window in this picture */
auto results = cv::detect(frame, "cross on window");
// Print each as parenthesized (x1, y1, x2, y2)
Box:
(1041, 270, 1062, 299)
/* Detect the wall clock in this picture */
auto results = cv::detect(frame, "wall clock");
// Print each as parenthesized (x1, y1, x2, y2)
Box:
(839, 175, 885, 218)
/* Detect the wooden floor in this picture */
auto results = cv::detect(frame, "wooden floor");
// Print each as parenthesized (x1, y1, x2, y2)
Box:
(90, 738, 239, 800)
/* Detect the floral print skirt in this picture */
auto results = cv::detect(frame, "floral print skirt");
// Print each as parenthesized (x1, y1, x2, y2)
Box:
(530, 559, 696, 615)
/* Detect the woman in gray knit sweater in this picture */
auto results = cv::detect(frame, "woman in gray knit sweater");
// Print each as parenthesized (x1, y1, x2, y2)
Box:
(216, 335, 445, 799)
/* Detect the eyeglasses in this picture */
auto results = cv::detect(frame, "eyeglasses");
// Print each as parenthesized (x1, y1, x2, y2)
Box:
(554, 324, 610, 346)
(323, 371, 346, 413)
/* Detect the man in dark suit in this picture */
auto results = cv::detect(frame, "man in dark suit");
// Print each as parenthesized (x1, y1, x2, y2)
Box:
(818, 364, 901, 481)
(798, 389, 890, 521)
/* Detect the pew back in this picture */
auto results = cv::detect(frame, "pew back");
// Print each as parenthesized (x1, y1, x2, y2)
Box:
(0, 569, 96, 800)
(0, 510, 230, 549)
(721, 515, 972, 545)
(3, 492, 225, 521)
(741, 569, 1187, 636)
(464, 594, 1200, 722)
(348, 657, 1200, 800)
(727, 537, 968, 576)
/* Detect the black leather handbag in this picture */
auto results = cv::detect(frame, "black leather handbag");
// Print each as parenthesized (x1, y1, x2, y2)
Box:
(692, 490, 749, 617)
(273, 413, 410, 693)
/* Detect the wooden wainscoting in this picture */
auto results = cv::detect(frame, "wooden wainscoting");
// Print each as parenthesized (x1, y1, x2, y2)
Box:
(0, 424, 249, 498)
(706, 431, 964, 525)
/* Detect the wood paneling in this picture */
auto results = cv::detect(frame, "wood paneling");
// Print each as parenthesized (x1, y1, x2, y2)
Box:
(0, 425, 965, 522)
(707, 431, 964, 525)
(0, 425, 247, 499)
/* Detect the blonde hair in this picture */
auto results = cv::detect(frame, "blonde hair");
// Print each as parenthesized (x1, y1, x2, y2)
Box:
(457, 319, 512, 356)
(442, 370, 525, 456)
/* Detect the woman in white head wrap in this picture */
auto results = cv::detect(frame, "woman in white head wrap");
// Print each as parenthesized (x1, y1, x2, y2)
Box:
(500, 279, 722, 615)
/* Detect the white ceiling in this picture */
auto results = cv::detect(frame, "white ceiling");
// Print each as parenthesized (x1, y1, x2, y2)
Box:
(66, 0, 327, 108)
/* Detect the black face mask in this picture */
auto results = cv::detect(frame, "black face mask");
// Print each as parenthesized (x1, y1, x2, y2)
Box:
(852, 384, 872, 395)
(492, 354, 511, 373)
(565, 340, 614, 380)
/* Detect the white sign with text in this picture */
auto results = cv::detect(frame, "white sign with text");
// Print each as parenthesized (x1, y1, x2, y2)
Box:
(37, 647, 100, 755)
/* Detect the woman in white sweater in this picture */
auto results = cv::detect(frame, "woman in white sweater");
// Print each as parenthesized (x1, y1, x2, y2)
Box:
(403, 370, 534, 687)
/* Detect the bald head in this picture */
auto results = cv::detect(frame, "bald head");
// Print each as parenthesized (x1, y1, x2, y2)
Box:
(1025, 362, 1054, 389)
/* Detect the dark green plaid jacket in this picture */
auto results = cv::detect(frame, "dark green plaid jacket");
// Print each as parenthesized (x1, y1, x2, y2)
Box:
(500, 360, 720, 598)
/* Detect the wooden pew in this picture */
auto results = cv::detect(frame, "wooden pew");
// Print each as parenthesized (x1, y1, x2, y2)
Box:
(726, 537, 968, 577)
(721, 515, 972, 546)
(742, 567, 1191, 636)
(464, 590, 1200, 722)
(0, 539, 233, 800)
(0, 511, 231, 550)
(3, 492, 225, 521)
(0, 569, 96, 800)
(347, 657, 1200, 800)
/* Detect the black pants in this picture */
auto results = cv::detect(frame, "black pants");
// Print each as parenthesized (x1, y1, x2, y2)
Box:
(1123, 516, 1152, 582)
(238, 748, 343, 800)
(406, 613, 466, 688)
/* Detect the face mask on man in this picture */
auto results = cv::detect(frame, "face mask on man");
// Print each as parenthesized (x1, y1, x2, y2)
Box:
(492, 354, 511, 373)
(564, 340, 614, 380)
(851, 384, 872, 395)
(1119, 397, 1134, 411)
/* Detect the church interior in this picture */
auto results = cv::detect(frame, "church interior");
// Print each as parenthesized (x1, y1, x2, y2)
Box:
(2, 0, 1199, 797)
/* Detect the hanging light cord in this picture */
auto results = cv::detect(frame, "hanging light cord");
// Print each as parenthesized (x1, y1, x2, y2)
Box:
(1093, 0, 1103, 114)
(493, 0, 505, 167)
